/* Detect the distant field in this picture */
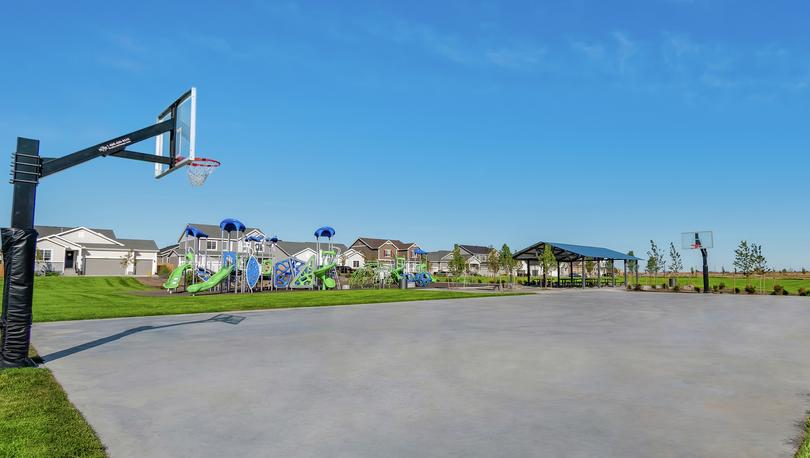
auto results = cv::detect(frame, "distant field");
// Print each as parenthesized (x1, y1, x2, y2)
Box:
(627, 275, 810, 293)
(0, 276, 525, 322)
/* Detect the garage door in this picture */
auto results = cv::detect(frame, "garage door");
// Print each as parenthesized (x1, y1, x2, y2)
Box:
(135, 259, 153, 276)
(84, 259, 125, 276)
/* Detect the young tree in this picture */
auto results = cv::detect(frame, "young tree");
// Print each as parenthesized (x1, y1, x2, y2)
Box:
(668, 242, 682, 279)
(751, 243, 767, 292)
(500, 243, 516, 285)
(487, 247, 501, 288)
(733, 240, 753, 281)
(627, 250, 638, 284)
(120, 249, 135, 275)
(540, 244, 555, 287)
(449, 244, 466, 279)
(646, 240, 664, 285)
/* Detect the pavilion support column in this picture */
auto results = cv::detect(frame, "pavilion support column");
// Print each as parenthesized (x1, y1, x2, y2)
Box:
(623, 260, 628, 287)
(635, 263, 639, 285)
(556, 260, 560, 287)
(611, 260, 616, 287)
(526, 260, 531, 285)
(582, 258, 586, 288)
(597, 259, 601, 288)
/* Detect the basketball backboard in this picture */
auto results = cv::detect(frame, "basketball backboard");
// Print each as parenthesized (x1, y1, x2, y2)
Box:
(154, 88, 196, 178)
(681, 231, 713, 250)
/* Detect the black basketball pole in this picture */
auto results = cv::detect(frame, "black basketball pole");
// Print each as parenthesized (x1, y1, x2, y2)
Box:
(1, 115, 177, 369)
(701, 248, 709, 294)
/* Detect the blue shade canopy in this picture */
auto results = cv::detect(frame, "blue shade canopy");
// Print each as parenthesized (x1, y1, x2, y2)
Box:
(513, 242, 643, 262)
(314, 226, 336, 238)
(184, 225, 209, 239)
(414, 248, 428, 255)
(245, 235, 264, 242)
(219, 218, 246, 233)
(269, 236, 280, 244)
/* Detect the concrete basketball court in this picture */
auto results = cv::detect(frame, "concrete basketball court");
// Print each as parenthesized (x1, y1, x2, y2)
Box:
(32, 290, 810, 457)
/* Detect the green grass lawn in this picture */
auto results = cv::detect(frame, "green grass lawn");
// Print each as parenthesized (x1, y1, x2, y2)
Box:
(0, 367, 106, 457)
(626, 275, 810, 293)
(0, 276, 525, 322)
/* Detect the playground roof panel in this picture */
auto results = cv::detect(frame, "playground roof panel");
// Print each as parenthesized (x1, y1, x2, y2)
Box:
(184, 225, 209, 239)
(183, 223, 262, 239)
(314, 226, 336, 238)
(220, 218, 246, 233)
(513, 242, 642, 262)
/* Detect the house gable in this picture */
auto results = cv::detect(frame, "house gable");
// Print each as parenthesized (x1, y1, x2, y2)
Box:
(47, 227, 123, 246)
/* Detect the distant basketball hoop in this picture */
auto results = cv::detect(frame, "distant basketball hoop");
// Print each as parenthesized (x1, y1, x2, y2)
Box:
(183, 157, 220, 187)
(681, 231, 713, 294)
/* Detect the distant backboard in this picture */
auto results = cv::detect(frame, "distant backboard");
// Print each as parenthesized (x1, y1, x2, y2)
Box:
(155, 88, 196, 178)
(681, 231, 713, 250)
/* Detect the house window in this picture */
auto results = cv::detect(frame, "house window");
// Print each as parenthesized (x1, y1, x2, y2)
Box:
(353, 260, 360, 268)
(206, 240, 217, 251)
(36, 249, 52, 262)
(383, 249, 392, 257)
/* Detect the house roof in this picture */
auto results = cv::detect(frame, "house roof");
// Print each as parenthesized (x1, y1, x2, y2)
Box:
(181, 223, 263, 240)
(36, 225, 117, 240)
(158, 244, 180, 255)
(277, 241, 349, 257)
(83, 239, 158, 251)
(354, 237, 417, 250)
(459, 244, 492, 255)
(426, 250, 450, 262)
(513, 242, 642, 262)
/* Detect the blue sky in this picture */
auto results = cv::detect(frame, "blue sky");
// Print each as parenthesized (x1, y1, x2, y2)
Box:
(1, 0, 808, 270)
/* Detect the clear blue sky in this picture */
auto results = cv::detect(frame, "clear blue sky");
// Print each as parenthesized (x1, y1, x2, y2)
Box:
(1, 0, 808, 271)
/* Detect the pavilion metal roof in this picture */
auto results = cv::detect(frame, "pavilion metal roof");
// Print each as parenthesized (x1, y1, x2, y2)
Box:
(513, 241, 642, 262)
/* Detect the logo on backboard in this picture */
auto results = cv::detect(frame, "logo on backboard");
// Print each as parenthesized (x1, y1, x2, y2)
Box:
(98, 137, 131, 153)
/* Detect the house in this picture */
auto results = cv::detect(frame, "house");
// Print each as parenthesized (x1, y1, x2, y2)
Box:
(274, 241, 350, 266)
(427, 244, 499, 275)
(349, 238, 422, 267)
(158, 244, 182, 266)
(34, 226, 158, 276)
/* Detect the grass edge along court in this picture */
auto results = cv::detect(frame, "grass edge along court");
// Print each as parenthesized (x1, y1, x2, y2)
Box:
(4, 276, 527, 323)
(0, 364, 106, 458)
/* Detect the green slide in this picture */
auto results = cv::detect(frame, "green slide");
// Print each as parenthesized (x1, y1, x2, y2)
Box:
(313, 263, 337, 290)
(187, 264, 234, 294)
(163, 253, 195, 290)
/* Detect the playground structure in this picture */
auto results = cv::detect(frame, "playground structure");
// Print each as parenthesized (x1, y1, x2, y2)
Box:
(163, 220, 343, 295)
(350, 254, 433, 289)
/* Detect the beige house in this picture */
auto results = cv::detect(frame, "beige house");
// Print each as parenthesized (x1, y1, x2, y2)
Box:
(35, 226, 158, 276)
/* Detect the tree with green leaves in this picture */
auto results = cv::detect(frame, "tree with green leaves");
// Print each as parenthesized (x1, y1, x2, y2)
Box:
(585, 259, 594, 277)
(668, 242, 682, 279)
(500, 243, 516, 285)
(646, 240, 665, 285)
(449, 244, 466, 280)
(733, 240, 753, 280)
(120, 249, 135, 275)
(540, 244, 555, 287)
(751, 243, 767, 292)
(627, 250, 638, 283)
(487, 247, 500, 287)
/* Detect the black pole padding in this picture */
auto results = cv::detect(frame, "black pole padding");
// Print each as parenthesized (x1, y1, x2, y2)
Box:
(701, 248, 710, 294)
(1, 228, 38, 368)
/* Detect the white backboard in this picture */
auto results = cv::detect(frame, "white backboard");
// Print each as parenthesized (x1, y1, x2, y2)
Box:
(681, 231, 713, 250)
(155, 88, 196, 178)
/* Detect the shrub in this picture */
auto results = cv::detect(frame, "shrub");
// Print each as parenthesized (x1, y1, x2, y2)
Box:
(157, 264, 173, 277)
(633, 284, 642, 291)
(673, 284, 681, 292)
(718, 282, 726, 290)
(661, 283, 669, 290)
(734, 287, 741, 294)
(712, 285, 719, 293)
(745, 285, 757, 294)
(772, 284, 784, 295)
(627, 284, 633, 291)
(798, 287, 807, 296)
(782, 288, 790, 296)
(695, 286, 701, 293)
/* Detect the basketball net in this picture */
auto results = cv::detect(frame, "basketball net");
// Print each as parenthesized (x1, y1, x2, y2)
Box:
(185, 157, 220, 187)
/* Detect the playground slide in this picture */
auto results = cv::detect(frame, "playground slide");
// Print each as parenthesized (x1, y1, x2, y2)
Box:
(163, 262, 192, 290)
(187, 264, 234, 294)
(313, 263, 337, 289)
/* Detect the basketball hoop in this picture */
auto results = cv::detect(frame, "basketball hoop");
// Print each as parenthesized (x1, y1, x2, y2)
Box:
(184, 157, 220, 187)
